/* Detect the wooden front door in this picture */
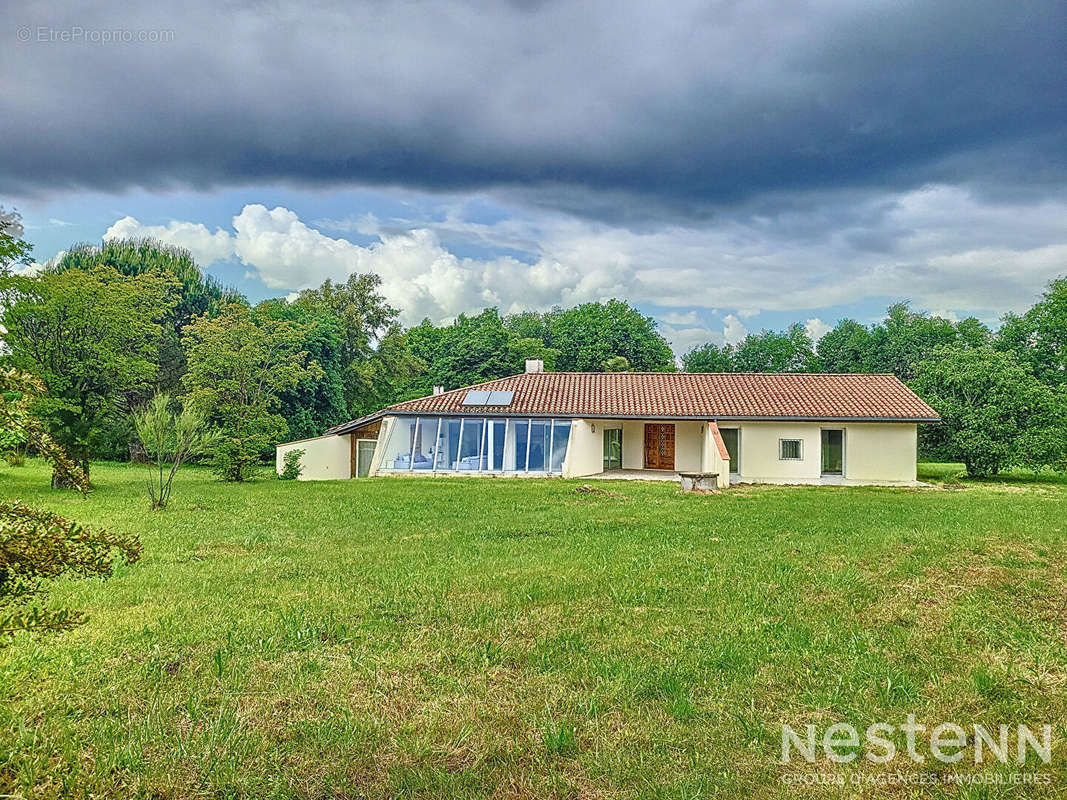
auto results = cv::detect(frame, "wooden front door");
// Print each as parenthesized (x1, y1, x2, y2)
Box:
(643, 423, 675, 470)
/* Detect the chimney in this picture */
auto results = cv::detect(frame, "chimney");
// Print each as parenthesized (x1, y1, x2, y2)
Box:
(432, 385, 445, 395)
(525, 359, 544, 374)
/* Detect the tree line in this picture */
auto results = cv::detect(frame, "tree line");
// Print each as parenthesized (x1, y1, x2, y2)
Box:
(3, 221, 1067, 480)
(0, 231, 675, 483)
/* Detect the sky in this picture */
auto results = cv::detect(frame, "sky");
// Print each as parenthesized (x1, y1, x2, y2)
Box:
(3, 0, 1065, 355)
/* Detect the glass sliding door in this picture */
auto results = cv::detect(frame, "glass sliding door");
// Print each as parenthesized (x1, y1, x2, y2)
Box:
(821, 429, 844, 476)
(489, 420, 506, 470)
(550, 420, 571, 473)
(458, 418, 485, 470)
(603, 428, 622, 470)
(510, 419, 530, 471)
(527, 420, 550, 471)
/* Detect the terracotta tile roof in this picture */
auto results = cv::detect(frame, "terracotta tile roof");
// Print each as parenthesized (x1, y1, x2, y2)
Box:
(709, 422, 731, 461)
(329, 372, 938, 433)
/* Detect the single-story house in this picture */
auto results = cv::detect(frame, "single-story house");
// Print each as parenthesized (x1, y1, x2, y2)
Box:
(276, 360, 939, 486)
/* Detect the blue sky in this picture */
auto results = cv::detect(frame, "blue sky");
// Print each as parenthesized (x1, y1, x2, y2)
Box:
(4, 0, 1066, 354)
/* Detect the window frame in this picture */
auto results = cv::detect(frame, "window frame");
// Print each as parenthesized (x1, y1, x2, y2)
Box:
(778, 438, 803, 461)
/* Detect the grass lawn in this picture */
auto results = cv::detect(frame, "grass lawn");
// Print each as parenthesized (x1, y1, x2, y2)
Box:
(1, 460, 1066, 798)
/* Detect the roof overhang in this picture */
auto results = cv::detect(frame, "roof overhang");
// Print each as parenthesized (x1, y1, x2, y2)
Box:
(327, 410, 939, 433)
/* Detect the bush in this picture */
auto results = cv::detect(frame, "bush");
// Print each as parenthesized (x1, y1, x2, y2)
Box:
(279, 448, 305, 480)
(132, 393, 217, 509)
(0, 500, 141, 642)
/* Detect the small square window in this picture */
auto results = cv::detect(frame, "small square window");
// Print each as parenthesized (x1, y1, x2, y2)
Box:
(779, 439, 803, 460)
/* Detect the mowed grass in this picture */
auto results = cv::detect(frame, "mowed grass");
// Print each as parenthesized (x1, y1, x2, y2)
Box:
(1, 461, 1066, 799)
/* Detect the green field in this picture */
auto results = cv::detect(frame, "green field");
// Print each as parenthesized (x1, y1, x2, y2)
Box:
(1, 461, 1065, 798)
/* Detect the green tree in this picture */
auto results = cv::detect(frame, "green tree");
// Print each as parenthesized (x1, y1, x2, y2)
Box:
(0, 368, 90, 493)
(132, 393, 217, 509)
(348, 328, 427, 416)
(0, 266, 178, 483)
(548, 300, 674, 372)
(0, 207, 33, 269)
(54, 238, 242, 395)
(816, 319, 876, 373)
(731, 324, 818, 372)
(182, 303, 321, 481)
(997, 276, 1067, 386)
(253, 299, 348, 439)
(868, 303, 959, 380)
(912, 345, 1065, 477)
(682, 342, 735, 372)
(399, 309, 559, 398)
(289, 274, 412, 416)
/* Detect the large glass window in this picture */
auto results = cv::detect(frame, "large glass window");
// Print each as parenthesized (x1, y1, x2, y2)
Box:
(550, 420, 571, 472)
(527, 421, 550, 471)
(378, 416, 572, 474)
(380, 417, 419, 470)
(489, 420, 506, 470)
(441, 420, 461, 469)
(458, 419, 485, 470)
(510, 419, 530, 471)
(408, 418, 435, 470)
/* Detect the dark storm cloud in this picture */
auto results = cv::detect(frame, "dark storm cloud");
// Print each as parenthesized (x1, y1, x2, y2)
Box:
(2, 0, 1064, 219)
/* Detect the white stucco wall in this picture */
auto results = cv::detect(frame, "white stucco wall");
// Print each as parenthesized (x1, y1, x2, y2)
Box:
(561, 419, 604, 478)
(729, 421, 917, 485)
(276, 433, 352, 481)
(842, 423, 917, 483)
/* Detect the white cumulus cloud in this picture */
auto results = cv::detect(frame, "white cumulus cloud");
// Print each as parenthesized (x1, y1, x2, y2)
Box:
(722, 314, 748, 345)
(103, 216, 235, 266)
(804, 317, 832, 343)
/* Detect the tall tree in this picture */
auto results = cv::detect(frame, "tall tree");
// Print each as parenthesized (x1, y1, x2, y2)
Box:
(0, 207, 33, 269)
(548, 300, 674, 372)
(0, 265, 178, 482)
(289, 273, 407, 415)
(681, 342, 735, 372)
(816, 319, 876, 373)
(997, 276, 1067, 386)
(868, 302, 959, 380)
(254, 299, 348, 440)
(400, 309, 558, 398)
(182, 303, 320, 481)
(730, 324, 818, 372)
(54, 238, 241, 393)
(912, 345, 1066, 477)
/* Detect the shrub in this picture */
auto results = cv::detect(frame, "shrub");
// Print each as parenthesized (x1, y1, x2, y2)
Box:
(132, 393, 217, 509)
(279, 448, 305, 480)
(0, 500, 141, 642)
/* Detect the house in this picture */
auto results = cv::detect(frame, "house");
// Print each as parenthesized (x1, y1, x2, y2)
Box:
(275, 360, 939, 486)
